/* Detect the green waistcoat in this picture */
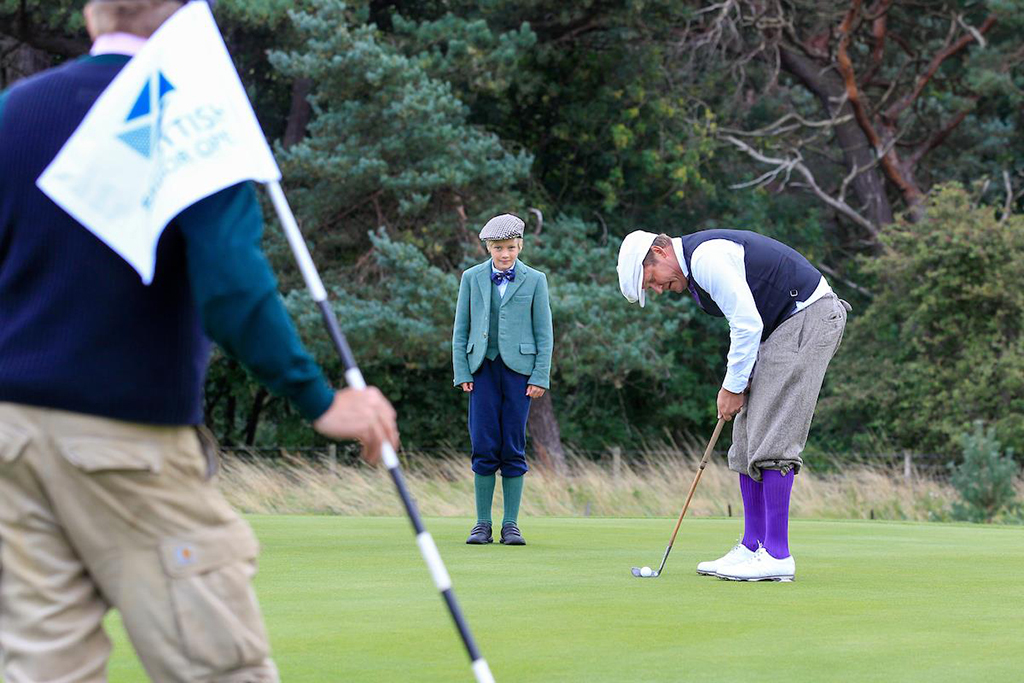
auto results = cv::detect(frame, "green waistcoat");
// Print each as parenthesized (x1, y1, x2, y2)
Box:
(486, 281, 502, 360)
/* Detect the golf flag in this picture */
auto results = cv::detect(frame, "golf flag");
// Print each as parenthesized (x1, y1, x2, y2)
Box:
(36, 1, 280, 284)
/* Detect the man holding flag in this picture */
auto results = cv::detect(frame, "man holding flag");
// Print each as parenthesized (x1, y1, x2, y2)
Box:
(0, 1, 399, 680)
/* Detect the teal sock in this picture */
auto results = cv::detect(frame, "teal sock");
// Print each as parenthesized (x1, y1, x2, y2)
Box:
(502, 475, 524, 527)
(474, 473, 495, 524)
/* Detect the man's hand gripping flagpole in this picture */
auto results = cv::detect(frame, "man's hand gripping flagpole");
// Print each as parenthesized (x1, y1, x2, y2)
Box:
(265, 183, 496, 683)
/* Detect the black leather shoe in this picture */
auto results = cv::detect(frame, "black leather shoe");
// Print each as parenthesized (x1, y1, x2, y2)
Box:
(466, 521, 493, 544)
(500, 524, 526, 545)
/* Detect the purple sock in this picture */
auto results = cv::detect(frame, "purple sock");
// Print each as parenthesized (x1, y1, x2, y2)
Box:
(739, 474, 765, 552)
(762, 469, 795, 559)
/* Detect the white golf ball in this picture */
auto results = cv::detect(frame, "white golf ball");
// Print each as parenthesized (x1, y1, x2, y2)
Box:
(640, 566, 653, 577)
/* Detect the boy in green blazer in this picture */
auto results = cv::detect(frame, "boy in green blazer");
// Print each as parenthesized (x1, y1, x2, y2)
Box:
(452, 214, 554, 545)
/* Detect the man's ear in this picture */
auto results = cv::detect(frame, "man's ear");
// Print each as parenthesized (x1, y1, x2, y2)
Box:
(651, 244, 670, 259)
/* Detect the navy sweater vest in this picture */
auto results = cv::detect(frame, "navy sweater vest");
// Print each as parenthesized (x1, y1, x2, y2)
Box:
(0, 57, 210, 424)
(679, 229, 822, 341)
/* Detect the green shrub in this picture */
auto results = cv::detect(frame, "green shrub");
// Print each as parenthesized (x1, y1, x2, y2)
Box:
(818, 184, 1024, 456)
(949, 422, 1020, 523)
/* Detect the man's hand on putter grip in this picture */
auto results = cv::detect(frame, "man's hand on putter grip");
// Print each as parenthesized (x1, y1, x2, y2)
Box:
(313, 387, 400, 465)
(717, 387, 745, 421)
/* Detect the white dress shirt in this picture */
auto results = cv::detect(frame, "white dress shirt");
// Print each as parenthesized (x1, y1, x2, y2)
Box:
(672, 238, 832, 393)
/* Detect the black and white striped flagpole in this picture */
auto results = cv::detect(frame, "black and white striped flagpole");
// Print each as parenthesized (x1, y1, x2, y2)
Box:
(266, 181, 495, 683)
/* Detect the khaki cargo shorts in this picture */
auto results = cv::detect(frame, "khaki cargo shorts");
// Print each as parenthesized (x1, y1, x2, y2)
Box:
(0, 403, 279, 682)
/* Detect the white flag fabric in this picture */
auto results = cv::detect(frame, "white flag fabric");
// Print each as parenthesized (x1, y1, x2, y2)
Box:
(37, 1, 281, 284)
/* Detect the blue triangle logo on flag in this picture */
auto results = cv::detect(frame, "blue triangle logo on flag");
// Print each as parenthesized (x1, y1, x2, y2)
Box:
(117, 71, 175, 158)
(117, 126, 153, 157)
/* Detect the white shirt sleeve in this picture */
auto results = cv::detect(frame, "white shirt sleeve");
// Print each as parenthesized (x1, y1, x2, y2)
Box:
(689, 240, 763, 393)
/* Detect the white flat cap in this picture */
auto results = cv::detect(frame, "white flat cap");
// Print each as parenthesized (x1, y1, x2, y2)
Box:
(617, 230, 657, 308)
(479, 214, 525, 241)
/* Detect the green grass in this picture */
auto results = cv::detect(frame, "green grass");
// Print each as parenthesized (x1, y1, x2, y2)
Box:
(105, 516, 1023, 682)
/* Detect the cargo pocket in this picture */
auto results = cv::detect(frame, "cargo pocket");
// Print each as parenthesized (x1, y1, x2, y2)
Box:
(55, 435, 202, 526)
(57, 436, 163, 473)
(159, 519, 269, 672)
(0, 421, 30, 465)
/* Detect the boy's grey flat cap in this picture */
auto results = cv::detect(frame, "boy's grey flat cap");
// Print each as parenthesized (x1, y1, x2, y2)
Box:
(479, 214, 525, 241)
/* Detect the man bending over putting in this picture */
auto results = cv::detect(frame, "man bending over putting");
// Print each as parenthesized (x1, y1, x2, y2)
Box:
(617, 229, 849, 581)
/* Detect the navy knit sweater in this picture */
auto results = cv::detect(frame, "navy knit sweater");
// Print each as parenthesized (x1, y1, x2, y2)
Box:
(0, 55, 333, 425)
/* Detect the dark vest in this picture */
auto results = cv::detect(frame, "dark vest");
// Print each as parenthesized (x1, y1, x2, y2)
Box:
(0, 56, 210, 424)
(486, 280, 502, 360)
(679, 229, 822, 341)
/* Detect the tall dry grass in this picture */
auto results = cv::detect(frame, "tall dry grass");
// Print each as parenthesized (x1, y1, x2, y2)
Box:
(217, 444, 981, 522)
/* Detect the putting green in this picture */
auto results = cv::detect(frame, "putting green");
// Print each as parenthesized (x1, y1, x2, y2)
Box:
(104, 516, 1023, 682)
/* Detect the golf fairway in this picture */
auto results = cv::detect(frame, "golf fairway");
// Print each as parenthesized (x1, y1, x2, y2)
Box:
(104, 516, 1023, 682)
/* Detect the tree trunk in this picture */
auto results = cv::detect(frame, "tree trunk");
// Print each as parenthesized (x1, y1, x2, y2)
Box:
(244, 387, 268, 446)
(780, 47, 894, 230)
(527, 392, 567, 474)
(0, 40, 52, 88)
(281, 78, 312, 150)
(224, 393, 237, 445)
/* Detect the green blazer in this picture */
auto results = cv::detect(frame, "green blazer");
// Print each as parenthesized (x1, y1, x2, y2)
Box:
(452, 259, 553, 389)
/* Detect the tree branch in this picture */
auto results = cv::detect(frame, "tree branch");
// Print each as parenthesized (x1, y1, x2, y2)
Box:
(838, 134, 897, 204)
(817, 262, 874, 298)
(722, 134, 879, 237)
(862, 0, 892, 85)
(528, 207, 544, 236)
(718, 111, 853, 138)
(1001, 169, 1014, 225)
(778, 45, 895, 228)
(835, 0, 921, 205)
(836, 2, 880, 151)
(956, 13, 987, 50)
(906, 99, 977, 168)
(883, 14, 996, 123)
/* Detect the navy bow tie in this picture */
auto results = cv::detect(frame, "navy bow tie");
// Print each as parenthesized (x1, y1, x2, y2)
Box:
(491, 269, 516, 286)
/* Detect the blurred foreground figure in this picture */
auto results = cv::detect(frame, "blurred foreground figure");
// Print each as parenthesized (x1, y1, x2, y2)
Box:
(0, 1, 397, 680)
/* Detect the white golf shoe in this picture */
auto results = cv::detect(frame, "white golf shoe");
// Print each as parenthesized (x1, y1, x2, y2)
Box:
(717, 546, 795, 582)
(696, 542, 755, 577)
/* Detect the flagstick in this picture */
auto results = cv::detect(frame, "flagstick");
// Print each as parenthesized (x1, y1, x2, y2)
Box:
(265, 181, 495, 683)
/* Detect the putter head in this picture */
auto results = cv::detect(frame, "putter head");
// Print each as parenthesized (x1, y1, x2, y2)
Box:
(630, 567, 660, 578)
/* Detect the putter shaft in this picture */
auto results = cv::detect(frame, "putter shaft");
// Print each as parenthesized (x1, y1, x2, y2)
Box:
(632, 418, 726, 579)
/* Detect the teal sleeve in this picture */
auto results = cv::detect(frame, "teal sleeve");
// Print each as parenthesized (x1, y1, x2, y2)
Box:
(452, 272, 474, 385)
(176, 182, 334, 421)
(528, 272, 554, 389)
